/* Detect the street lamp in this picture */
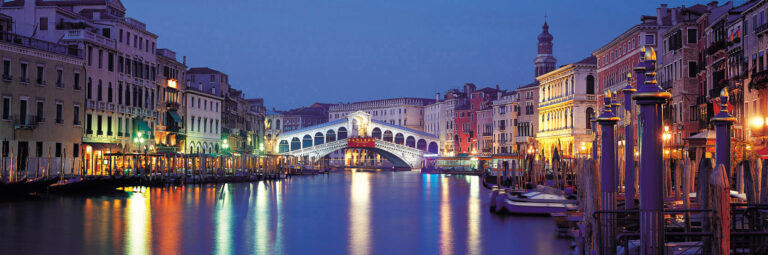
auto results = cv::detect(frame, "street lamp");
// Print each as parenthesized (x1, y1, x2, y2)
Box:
(133, 131, 147, 175)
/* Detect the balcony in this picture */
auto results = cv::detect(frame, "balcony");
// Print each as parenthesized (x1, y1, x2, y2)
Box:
(62, 29, 116, 48)
(756, 23, 768, 37)
(706, 41, 726, 55)
(749, 69, 768, 91)
(20, 76, 30, 84)
(107, 103, 115, 112)
(13, 114, 40, 129)
(86, 100, 96, 110)
(36, 79, 45, 86)
(2, 74, 11, 82)
(98, 102, 106, 111)
(166, 102, 180, 109)
(55, 81, 64, 88)
(0, 32, 82, 58)
(73, 119, 81, 126)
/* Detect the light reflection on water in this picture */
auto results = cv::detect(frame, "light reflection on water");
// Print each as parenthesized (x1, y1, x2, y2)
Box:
(0, 171, 570, 254)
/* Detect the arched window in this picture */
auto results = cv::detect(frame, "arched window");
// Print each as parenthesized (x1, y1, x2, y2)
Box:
(372, 128, 382, 139)
(314, 132, 324, 145)
(337, 127, 347, 139)
(383, 130, 393, 142)
(586, 107, 595, 129)
(586, 75, 595, 94)
(417, 139, 427, 151)
(302, 135, 312, 148)
(279, 140, 289, 153)
(326, 129, 336, 142)
(395, 133, 405, 145)
(406, 136, 416, 147)
(290, 137, 301, 151)
(428, 142, 439, 153)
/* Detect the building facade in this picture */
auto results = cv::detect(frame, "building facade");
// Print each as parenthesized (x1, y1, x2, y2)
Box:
(328, 98, 433, 131)
(536, 56, 599, 158)
(155, 49, 186, 154)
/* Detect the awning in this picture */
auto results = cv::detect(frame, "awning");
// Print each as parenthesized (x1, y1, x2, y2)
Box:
(134, 118, 151, 132)
(83, 142, 122, 153)
(168, 111, 182, 123)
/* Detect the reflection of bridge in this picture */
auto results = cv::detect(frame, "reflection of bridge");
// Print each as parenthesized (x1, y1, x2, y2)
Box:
(275, 111, 439, 168)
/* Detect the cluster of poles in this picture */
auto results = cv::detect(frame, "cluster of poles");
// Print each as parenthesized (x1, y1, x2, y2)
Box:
(574, 47, 768, 255)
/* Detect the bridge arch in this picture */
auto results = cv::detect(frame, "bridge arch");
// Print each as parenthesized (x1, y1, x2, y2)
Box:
(303, 135, 313, 148)
(326, 129, 336, 142)
(279, 140, 289, 153)
(406, 136, 416, 148)
(314, 132, 324, 145)
(338, 127, 348, 139)
(372, 127, 382, 139)
(417, 139, 427, 151)
(383, 130, 393, 142)
(394, 133, 404, 145)
(290, 137, 301, 151)
(428, 142, 438, 153)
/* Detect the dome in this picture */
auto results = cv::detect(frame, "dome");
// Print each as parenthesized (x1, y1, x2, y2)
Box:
(537, 22, 553, 42)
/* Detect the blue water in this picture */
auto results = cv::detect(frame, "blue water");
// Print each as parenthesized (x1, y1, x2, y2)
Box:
(0, 170, 570, 254)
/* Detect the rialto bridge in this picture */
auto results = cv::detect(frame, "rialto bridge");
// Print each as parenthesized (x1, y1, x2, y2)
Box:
(274, 111, 439, 168)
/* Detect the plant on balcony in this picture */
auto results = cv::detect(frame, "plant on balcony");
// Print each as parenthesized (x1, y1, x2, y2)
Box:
(750, 69, 768, 91)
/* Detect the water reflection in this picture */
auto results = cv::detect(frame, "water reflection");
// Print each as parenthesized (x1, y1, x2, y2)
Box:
(349, 170, 371, 255)
(0, 172, 570, 255)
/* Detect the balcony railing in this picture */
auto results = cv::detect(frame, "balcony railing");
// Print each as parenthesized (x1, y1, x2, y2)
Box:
(2, 74, 11, 82)
(62, 29, 115, 48)
(13, 114, 40, 129)
(1, 32, 83, 58)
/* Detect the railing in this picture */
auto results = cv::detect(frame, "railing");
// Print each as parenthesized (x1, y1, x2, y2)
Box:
(2, 74, 11, 82)
(62, 29, 116, 48)
(13, 114, 40, 129)
(1, 32, 82, 58)
(107, 103, 115, 112)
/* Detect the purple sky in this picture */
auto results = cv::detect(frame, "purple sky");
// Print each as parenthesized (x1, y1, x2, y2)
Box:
(125, 0, 729, 110)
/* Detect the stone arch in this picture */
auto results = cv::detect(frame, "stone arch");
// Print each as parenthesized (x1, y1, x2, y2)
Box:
(416, 139, 427, 151)
(290, 137, 301, 151)
(326, 129, 336, 142)
(394, 133, 404, 145)
(586, 75, 595, 94)
(338, 127, 348, 139)
(279, 140, 289, 153)
(405, 136, 416, 148)
(383, 130, 393, 142)
(372, 127, 382, 139)
(428, 142, 438, 153)
(314, 132, 324, 145)
(302, 134, 312, 148)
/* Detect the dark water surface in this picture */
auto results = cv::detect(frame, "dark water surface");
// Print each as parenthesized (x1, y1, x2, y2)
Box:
(0, 171, 570, 254)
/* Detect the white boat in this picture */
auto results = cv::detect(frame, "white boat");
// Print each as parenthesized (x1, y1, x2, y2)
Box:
(502, 189, 577, 215)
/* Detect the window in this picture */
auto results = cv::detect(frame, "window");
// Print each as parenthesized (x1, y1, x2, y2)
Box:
(126, 32, 130, 45)
(56, 103, 63, 124)
(20, 62, 28, 82)
(97, 115, 102, 135)
(73, 105, 80, 125)
(39, 17, 48, 30)
(107, 116, 112, 136)
(36, 142, 43, 158)
(108, 83, 113, 102)
(73, 144, 79, 157)
(2, 97, 10, 120)
(645, 34, 655, 45)
(118, 82, 123, 104)
(689, 61, 697, 77)
(36, 65, 44, 85)
(687, 28, 697, 43)
(3, 59, 10, 79)
(56, 69, 63, 87)
(117, 117, 122, 136)
(74, 72, 81, 90)
(86, 114, 92, 134)
(119, 29, 123, 42)
(55, 143, 61, 157)
(108, 53, 114, 72)
(35, 101, 44, 123)
(97, 80, 103, 101)
(87, 47, 93, 66)
(210, 75, 215, 82)
(98, 50, 103, 69)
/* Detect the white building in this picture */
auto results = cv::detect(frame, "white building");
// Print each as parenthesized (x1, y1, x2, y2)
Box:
(492, 91, 518, 154)
(184, 86, 222, 154)
(328, 97, 434, 131)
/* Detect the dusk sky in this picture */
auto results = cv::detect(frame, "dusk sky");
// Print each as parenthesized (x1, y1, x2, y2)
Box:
(126, 0, 730, 110)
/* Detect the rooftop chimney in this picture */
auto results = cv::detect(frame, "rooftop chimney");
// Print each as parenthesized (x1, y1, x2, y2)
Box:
(436, 93, 441, 101)
(657, 4, 667, 25)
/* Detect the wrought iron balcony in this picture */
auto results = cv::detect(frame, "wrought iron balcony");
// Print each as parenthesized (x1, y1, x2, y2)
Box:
(13, 114, 40, 129)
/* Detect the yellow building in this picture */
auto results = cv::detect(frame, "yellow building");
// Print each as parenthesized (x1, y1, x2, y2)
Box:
(536, 56, 599, 159)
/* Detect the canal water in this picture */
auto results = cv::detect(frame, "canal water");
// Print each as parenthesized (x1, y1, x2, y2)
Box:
(0, 170, 570, 254)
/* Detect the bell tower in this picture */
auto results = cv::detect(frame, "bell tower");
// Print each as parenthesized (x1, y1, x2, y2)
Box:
(534, 18, 557, 78)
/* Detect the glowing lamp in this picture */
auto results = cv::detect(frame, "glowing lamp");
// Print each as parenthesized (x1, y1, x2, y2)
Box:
(167, 79, 177, 88)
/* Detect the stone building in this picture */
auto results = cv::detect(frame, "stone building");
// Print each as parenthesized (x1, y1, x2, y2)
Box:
(536, 56, 598, 157)
(328, 98, 433, 131)
(0, 16, 85, 175)
(491, 91, 517, 154)
(185, 67, 224, 154)
(155, 49, 186, 153)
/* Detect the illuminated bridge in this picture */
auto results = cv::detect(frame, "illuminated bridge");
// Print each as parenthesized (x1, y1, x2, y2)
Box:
(274, 111, 439, 168)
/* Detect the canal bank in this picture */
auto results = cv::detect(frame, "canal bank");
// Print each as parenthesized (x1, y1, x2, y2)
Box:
(0, 170, 569, 254)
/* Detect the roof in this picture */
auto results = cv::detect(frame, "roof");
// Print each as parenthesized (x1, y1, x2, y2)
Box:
(188, 67, 223, 74)
(576, 56, 597, 65)
(371, 120, 438, 139)
(278, 119, 348, 137)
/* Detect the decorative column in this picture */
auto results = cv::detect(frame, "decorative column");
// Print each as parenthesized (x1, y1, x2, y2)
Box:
(632, 47, 670, 255)
(598, 91, 620, 255)
(712, 88, 735, 176)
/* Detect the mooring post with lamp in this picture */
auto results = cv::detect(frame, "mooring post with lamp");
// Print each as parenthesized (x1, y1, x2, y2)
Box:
(610, 93, 621, 194)
(712, 88, 736, 178)
(632, 47, 671, 255)
(598, 91, 620, 255)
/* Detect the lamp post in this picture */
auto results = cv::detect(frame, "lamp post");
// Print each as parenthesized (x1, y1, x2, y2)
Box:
(133, 132, 146, 175)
